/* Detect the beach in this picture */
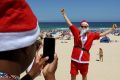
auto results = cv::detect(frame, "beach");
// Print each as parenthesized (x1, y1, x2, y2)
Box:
(21, 33, 120, 80)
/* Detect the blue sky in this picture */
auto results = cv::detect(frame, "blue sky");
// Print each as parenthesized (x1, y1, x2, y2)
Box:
(27, 0, 120, 22)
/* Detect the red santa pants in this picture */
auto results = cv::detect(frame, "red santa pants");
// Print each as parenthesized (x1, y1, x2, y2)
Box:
(70, 60, 89, 76)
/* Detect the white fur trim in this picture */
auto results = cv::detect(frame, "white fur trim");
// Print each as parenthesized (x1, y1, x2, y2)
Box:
(0, 22, 40, 51)
(71, 58, 89, 63)
(81, 22, 89, 26)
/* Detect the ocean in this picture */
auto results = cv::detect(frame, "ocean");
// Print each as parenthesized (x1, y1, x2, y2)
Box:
(39, 22, 120, 31)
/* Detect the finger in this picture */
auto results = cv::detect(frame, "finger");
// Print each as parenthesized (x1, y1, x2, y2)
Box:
(114, 24, 117, 28)
(54, 53, 58, 61)
(61, 8, 64, 12)
(34, 52, 40, 63)
(39, 54, 45, 61)
(39, 56, 49, 65)
(51, 53, 58, 64)
(48, 54, 58, 72)
(35, 54, 43, 63)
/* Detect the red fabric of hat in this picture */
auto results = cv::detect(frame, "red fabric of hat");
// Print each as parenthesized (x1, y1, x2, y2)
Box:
(0, 0, 37, 32)
(0, 0, 40, 51)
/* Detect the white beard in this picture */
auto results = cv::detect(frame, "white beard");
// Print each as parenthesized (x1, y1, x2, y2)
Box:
(80, 28, 89, 36)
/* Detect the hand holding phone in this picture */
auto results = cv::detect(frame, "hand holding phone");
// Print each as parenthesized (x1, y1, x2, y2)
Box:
(43, 38, 55, 63)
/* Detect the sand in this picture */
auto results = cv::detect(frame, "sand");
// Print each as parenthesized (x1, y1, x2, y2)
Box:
(21, 34, 120, 80)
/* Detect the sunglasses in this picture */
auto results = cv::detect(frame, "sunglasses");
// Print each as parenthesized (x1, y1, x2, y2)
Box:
(81, 26, 87, 28)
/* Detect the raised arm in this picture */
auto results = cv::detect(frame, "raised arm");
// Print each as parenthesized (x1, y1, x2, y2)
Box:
(100, 24, 117, 37)
(61, 9, 72, 26)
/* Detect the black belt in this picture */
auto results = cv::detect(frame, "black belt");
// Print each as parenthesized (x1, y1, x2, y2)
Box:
(74, 46, 89, 52)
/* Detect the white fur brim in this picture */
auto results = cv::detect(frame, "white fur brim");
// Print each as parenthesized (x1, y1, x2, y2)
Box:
(81, 22, 89, 26)
(0, 22, 40, 51)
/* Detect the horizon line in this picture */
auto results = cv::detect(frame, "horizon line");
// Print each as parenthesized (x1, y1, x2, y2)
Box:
(39, 21, 120, 23)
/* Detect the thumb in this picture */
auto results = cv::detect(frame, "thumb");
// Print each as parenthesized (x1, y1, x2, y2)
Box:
(114, 24, 117, 29)
(61, 8, 64, 12)
(39, 56, 49, 65)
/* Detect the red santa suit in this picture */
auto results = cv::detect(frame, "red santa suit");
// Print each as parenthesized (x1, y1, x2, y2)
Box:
(69, 24, 100, 76)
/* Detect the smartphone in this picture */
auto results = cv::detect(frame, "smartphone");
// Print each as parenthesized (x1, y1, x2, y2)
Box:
(43, 37, 55, 63)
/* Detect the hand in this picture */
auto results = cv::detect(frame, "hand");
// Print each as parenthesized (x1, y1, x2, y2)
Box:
(112, 24, 117, 30)
(42, 54, 58, 80)
(61, 8, 65, 15)
(100, 24, 118, 37)
(28, 53, 49, 79)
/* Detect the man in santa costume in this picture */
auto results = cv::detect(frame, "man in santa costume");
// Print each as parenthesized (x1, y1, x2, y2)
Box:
(61, 9, 117, 80)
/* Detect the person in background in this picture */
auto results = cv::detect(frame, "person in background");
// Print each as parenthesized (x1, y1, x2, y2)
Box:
(0, 0, 58, 80)
(60, 8, 117, 80)
(99, 48, 103, 62)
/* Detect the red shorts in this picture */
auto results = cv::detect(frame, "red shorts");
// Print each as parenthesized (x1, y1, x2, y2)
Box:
(70, 60, 89, 76)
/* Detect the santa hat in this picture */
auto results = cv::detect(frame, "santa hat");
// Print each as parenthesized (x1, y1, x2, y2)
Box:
(0, 0, 40, 51)
(80, 20, 89, 27)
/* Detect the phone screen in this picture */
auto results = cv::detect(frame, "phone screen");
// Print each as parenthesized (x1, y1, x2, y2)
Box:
(43, 38, 55, 63)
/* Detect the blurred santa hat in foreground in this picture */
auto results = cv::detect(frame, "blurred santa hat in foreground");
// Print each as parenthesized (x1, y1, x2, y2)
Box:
(0, 0, 40, 51)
